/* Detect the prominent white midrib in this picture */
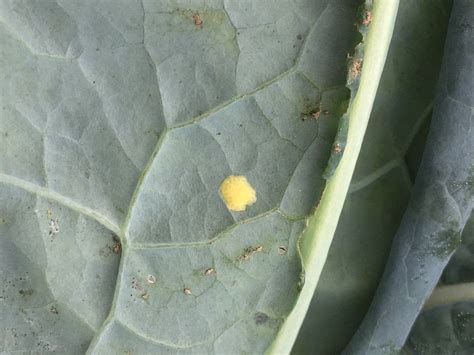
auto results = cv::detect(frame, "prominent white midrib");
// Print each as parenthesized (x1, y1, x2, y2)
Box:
(424, 283, 474, 310)
(266, 1, 400, 353)
(0, 172, 120, 234)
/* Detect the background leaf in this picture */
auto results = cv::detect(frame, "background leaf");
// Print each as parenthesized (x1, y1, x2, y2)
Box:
(406, 199, 474, 352)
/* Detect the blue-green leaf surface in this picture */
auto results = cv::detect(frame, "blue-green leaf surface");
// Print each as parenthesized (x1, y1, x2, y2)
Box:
(0, 0, 367, 353)
(407, 214, 474, 354)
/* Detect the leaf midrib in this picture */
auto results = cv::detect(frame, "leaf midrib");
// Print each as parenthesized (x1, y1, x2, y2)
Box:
(0, 172, 120, 234)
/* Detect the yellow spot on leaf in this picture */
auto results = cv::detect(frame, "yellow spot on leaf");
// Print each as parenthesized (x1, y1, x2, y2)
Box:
(220, 175, 257, 212)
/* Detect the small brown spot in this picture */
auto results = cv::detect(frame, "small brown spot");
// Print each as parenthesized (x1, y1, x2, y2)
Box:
(111, 235, 121, 255)
(131, 278, 143, 292)
(184, 288, 192, 295)
(19, 289, 34, 297)
(349, 57, 363, 81)
(311, 109, 321, 120)
(141, 292, 150, 301)
(48, 218, 60, 238)
(302, 95, 323, 121)
(254, 312, 269, 325)
(204, 268, 215, 276)
(193, 12, 203, 28)
(47, 210, 60, 239)
(278, 246, 288, 255)
(362, 11, 373, 26)
(334, 143, 342, 154)
(237, 245, 264, 262)
(147, 275, 157, 284)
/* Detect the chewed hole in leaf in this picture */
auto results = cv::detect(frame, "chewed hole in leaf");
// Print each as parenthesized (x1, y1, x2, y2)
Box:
(219, 175, 257, 212)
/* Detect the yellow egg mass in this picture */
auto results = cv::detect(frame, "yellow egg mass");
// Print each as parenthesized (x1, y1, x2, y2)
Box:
(220, 175, 257, 212)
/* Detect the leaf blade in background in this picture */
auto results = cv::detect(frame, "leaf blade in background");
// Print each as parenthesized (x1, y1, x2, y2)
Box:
(406, 209, 474, 352)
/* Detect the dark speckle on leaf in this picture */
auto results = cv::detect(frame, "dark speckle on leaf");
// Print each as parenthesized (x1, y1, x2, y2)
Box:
(254, 312, 269, 325)
(19, 289, 34, 297)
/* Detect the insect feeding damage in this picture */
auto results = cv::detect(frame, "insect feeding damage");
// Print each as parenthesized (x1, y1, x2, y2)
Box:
(204, 267, 215, 276)
(147, 275, 157, 284)
(362, 10, 373, 26)
(192, 12, 203, 28)
(47, 208, 60, 240)
(301, 95, 329, 121)
(111, 235, 121, 255)
(132, 276, 151, 301)
(237, 245, 263, 262)
(347, 54, 363, 84)
(351, 58, 363, 77)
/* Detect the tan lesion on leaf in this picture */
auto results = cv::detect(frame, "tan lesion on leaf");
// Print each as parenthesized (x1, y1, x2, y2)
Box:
(204, 267, 215, 276)
(236, 245, 263, 262)
(192, 12, 203, 28)
(277, 246, 288, 255)
(350, 57, 363, 78)
(347, 54, 363, 84)
(111, 234, 121, 255)
(47, 208, 60, 240)
(362, 10, 373, 26)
